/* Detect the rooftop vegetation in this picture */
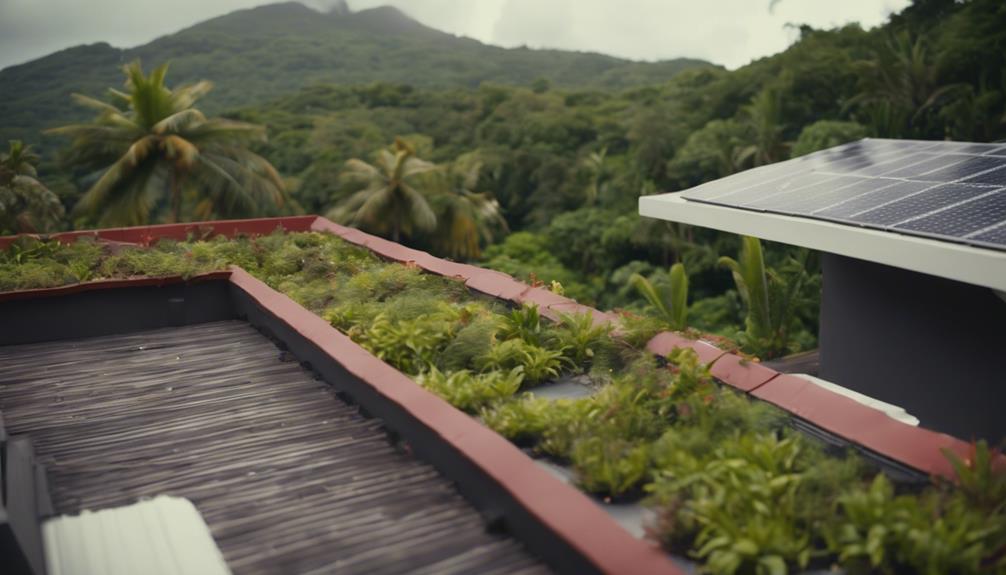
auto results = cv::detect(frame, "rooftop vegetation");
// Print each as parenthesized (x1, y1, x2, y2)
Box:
(2, 229, 1004, 575)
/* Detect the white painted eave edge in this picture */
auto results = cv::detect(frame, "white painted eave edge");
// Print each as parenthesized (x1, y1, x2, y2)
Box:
(639, 193, 1006, 292)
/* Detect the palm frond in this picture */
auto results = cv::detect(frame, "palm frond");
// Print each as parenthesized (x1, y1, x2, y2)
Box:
(152, 109, 207, 134)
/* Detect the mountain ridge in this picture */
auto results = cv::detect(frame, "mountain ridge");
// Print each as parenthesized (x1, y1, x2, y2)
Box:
(0, 1, 714, 146)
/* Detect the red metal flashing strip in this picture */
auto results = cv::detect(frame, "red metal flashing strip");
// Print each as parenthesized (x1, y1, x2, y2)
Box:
(0, 216, 317, 250)
(0, 271, 232, 302)
(227, 266, 682, 575)
(750, 374, 976, 478)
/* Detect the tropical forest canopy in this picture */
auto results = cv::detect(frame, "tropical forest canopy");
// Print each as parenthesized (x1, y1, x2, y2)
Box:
(3, 0, 1005, 359)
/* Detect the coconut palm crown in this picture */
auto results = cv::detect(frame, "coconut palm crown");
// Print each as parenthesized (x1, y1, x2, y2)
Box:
(49, 61, 285, 226)
(328, 137, 437, 243)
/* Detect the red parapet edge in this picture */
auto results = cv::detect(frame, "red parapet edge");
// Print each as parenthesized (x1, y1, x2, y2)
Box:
(0, 216, 988, 481)
(0, 216, 317, 250)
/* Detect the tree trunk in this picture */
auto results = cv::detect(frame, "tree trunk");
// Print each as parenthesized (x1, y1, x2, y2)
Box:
(170, 171, 181, 223)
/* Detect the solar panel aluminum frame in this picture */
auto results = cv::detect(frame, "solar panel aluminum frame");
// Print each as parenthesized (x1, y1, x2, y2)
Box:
(638, 192, 1006, 292)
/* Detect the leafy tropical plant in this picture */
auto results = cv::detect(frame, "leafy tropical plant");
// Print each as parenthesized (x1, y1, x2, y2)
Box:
(718, 237, 811, 359)
(476, 338, 569, 385)
(651, 433, 818, 575)
(0, 141, 65, 233)
(355, 307, 459, 374)
(328, 137, 437, 243)
(49, 61, 285, 225)
(549, 311, 614, 366)
(498, 302, 545, 345)
(826, 472, 1006, 575)
(572, 436, 651, 498)
(629, 262, 689, 331)
(417, 366, 524, 412)
(479, 394, 555, 445)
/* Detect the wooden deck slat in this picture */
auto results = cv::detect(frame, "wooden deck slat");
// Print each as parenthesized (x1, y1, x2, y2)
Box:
(0, 321, 550, 575)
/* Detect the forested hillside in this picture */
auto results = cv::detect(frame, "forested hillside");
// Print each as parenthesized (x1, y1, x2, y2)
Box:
(5, 0, 1005, 358)
(0, 1, 710, 145)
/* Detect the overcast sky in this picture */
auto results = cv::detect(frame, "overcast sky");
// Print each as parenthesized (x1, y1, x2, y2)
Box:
(0, 0, 910, 71)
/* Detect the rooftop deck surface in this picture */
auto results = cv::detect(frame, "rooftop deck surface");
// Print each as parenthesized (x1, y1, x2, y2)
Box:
(0, 320, 549, 575)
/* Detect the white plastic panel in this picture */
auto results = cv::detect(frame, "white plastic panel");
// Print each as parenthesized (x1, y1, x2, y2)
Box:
(42, 496, 231, 575)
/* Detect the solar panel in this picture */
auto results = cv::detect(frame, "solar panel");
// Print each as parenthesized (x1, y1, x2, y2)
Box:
(680, 138, 1006, 250)
(896, 189, 1006, 239)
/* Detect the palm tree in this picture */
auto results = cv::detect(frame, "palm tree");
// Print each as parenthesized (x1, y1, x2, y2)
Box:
(735, 87, 789, 168)
(328, 138, 437, 243)
(431, 154, 508, 260)
(49, 61, 285, 226)
(0, 141, 65, 234)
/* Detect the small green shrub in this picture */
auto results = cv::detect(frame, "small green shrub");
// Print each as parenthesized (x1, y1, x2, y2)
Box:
(480, 394, 554, 444)
(549, 311, 614, 367)
(826, 444, 1006, 575)
(477, 338, 570, 385)
(571, 436, 651, 498)
(499, 302, 544, 345)
(440, 315, 500, 371)
(417, 366, 524, 413)
(650, 433, 819, 574)
(355, 306, 460, 374)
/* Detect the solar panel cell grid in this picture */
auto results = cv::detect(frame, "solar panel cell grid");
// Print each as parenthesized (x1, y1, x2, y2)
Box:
(969, 223, 1006, 247)
(962, 164, 1006, 186)
(810, 180, 933, 219)
(685, 168, 810, 203)
(936, 143, 1002, 155)
(851, 152, 937, 177)
(677, 138, 1006, 251)
(771, 177, 888, 215)
(882, 154, 970, 179)
(914, 156, 1006, 184)
(737, 173, 841, 209)
(895, 189, 1006, 237)
(746, 176, 866, 212)
(851, 184, 991, 226)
